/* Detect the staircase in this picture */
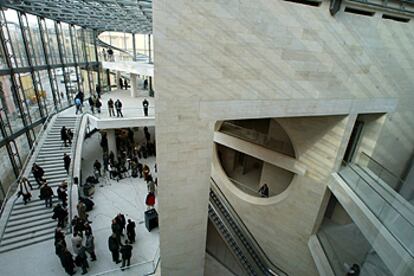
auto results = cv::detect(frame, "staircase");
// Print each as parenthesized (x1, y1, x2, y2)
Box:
(0, 115, 79, 253)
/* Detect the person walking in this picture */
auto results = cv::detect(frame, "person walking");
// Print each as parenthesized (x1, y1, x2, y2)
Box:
(61, 126, 69, 147)
(115, 213, 126, 236)
(88, 96, 95, 114)
(142, 98, 149, 116)
(75, 97, 82, 115)
(31, 163, 45, 187)
(57, 181, 68, 207)
(123, 79, 128, 90)
(18, 177, 32, 205)
(95, 97, 102, 114)
(61, 248, 76, 275)
(108, 233, 121, 264)
(107, 48, 113, 61)
(40, 182, 54, 208)
(107, 98, 115, 117)
(147, 175, 156, 194)
(76, 245, 89, 275)
(143, 78, 148, 90)
(145, 192, 156, 210)
(53, 203, 68, 227)
(77, 201, 88, 222)
(126, 219, 136, 243)
(63, 153, 71, 174)
(67, 129, 73, 146)
(85, 231, 97, 261)
(120, 240, 133, 270)
(115, 99, 123, 117)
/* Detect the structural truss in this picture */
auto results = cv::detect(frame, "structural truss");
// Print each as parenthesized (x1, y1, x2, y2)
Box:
(0, 0, 152, 33)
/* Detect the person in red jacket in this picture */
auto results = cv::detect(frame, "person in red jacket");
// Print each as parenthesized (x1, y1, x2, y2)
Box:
(145, 192, 155, 210)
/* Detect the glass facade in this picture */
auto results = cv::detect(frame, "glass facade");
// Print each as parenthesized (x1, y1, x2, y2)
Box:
(0, 8, 102, 201)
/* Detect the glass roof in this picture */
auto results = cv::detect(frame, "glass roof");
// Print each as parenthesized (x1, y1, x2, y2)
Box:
(1, 0, 152, 33)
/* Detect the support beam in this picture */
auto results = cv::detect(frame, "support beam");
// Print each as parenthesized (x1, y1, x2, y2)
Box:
(214, 131, 307, 175)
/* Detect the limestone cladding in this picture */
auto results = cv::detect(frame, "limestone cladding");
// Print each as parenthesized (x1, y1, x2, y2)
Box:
(154, 0, 414, 275)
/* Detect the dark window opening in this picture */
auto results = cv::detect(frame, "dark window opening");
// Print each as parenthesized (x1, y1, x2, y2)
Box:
(344, 7, 375, 17)
(382, 14, 410, 23)
(283, 0, 321, 7)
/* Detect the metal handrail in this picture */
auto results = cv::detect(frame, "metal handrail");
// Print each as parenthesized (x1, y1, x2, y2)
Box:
(338, 160, 414, 258)
(210, 178, 287, 276)
(358, 151, 405, 190)
(0, 111, 55, 218)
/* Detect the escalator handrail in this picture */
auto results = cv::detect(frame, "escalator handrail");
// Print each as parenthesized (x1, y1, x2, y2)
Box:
(210, 177, 288, 276)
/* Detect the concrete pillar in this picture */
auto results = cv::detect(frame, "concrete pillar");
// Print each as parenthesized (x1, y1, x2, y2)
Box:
(130, 73, 138, 98)
(106, 129, 117, 161)
(116, 71, 121, 90)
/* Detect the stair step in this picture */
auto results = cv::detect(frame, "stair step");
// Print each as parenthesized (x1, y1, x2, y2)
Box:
(0, 232, 55, 254)
(5, 219, 57, 234)
(9, 208, 54, 221)
(8, 212, 53, 226)
(3, 222, 57, 241)
(14, 198, 59, 208)
(12, 203, 55, 216)
(0, 228, 55, 248)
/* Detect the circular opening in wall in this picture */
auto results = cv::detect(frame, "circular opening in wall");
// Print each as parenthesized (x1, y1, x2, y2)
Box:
(215, 118, 296, 198)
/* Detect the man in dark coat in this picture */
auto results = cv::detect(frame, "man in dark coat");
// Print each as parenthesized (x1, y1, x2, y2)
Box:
(40, 182, 54, 208)
(126, 219, 136, 243)
(61, 248, 76, 275)
(116, 213, 126, 236)
(32, 163, 45, 187)
(61, 126, 69, 147)
(111, 219, 122, 245)
(120, 240, 133, 270)
(53, 204, 68, 227)
(63, 153, 71, 174)
(115, 99, 123, 117)
(142, 98, 149, 116)
(108, 233, 121, 264)
(107, 98, 115, 117)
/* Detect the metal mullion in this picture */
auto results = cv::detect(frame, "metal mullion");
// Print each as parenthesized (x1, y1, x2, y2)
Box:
(0, 10, 33, 147)
(37, 17, 58, 111)
(93, 29, 101, 91)
(18, 12, 46, 119)
(55, 21, 70, 102)
(69, 25, 82, 93)
(81, 28, 92, 94)
(32, 71, 48, 117)
(14, 73, 35, 146)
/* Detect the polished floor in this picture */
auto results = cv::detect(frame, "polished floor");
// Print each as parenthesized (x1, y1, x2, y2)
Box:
(0, 131, 159, 276)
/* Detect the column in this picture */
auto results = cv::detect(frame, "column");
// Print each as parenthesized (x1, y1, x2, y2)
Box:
(130, 73, 138, 98)
(106, 129, 117, 160)
(116, 71, 121, 90)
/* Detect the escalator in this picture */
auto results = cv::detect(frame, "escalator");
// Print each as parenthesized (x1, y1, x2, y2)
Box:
(208, 178, 287, 276)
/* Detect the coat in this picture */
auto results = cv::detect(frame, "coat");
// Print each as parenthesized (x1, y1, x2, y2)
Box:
(62, 251, 75, 270)
(120, 244, 133, 259)
(40, 185, 53, 199)
(85, 235, 95, 252)
(71, 235, 83, 255)
(108, 236, 119, 251)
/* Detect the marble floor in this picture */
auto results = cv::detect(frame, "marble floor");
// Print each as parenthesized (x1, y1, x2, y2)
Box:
(0, 130, 160, 276)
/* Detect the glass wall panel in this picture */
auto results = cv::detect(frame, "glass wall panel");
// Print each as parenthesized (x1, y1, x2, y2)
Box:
(84, 29, 96, 62)
(0, 146, 16, 200)
(38, 70, 55, 113)
(25, 14, 45, 66)
(80, 68, 90, 97)
(4, 9, 28, 67)
(20, 73, 42, 122)
(44, 19, 60, 64)
(65, 66, 79, 100)
(74, 27, 86, 63)
(0, 75, 24, 133)
(0, 28, 8, 69)
(61, 23, 74, 64)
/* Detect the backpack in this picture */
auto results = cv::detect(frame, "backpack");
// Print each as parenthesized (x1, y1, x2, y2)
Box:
(75, 98, 81, 106)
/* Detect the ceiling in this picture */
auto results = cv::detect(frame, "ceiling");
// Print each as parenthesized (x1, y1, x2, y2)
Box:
(0, 0, 152, 33)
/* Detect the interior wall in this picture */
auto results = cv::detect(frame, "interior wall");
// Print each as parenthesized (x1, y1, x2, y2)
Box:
(259, 162, 294, 195)
(206, 220, 247, 276)
(154, 0, 414, 274)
